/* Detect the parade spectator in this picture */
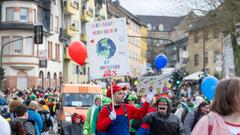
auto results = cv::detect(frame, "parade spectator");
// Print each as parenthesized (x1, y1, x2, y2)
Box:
(38, 100, 52, 135)
(143, 95, 185, 135)
(0, 115, 11, 135)
(10, 104, 36, 135)
(64, 113, 85, 135)
(127, 95, 140, 135)
(91, 96, 111, 135)
(84, 95, 102, 135)
(192, 78, 240, 135)
(9, 98, 21, 120)
(183, 101, 209, 135)
(28, 101, 43, 135)
(96, 85, 155, 135)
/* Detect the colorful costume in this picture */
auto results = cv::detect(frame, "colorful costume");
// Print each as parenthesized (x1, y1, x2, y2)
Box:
(96, 102, 149, 135)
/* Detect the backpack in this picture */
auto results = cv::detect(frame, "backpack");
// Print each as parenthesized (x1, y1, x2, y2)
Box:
(10, 119, 36, 135)
(38, 110, 53, 132)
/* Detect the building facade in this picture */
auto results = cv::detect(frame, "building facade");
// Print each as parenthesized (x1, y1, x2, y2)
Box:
(140, 26, 148, 74)
(0, 0, 63, 90)
(108, 1, 146, 77)
(63, 0, 107, 84)
(187, 20, 224, 75)
(138, 13, 198, 69)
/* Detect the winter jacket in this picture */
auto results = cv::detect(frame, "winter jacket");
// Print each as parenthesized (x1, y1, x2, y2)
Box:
(143, 112, 185, 135)
(28, 109, 43, 135)
(183, 110, 205, 135)
(64, 123, 84, 135)
(192, 112, 231, 135)
(91, 105, 103, 135)
(96, 102, 150, 133)
(84, 105, 98, 135)
(10, 118, 36, 135)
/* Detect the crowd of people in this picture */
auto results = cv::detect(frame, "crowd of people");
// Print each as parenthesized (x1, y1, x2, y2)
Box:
(0, 77, 240, 135)
(0, 87, 59, 135)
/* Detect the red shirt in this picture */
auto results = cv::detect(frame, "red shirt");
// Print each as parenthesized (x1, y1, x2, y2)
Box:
(96, 102, 150, 132)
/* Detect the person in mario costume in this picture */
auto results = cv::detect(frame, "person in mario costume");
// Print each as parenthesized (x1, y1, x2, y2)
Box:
(96, 85, 155, 135)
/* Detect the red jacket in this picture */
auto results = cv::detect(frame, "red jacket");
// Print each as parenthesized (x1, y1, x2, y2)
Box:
(96, 102, 150, 132)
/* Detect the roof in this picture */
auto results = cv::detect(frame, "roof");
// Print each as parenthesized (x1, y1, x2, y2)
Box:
(137, 15, 186, 32)
(108, 2, 146, 26)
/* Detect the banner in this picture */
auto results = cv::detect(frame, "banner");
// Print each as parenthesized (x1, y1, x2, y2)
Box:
(136, 74, 170, 95)
(86, 18, 130, 80)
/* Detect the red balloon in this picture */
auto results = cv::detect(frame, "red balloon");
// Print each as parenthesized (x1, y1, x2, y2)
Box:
(68, 41, 87, 65)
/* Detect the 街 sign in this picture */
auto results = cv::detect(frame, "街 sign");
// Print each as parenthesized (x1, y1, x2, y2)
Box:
(86, 18, 130, 79)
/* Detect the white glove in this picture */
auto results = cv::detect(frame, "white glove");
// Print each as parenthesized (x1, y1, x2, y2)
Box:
(145, 90, 156, 103)
(109, 111, 116, 120)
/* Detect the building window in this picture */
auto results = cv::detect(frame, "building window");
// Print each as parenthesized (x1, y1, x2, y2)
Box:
(72, 64, 79, 74)
(55, 44, 60, 60)
(204, 52, 208, 64)
(53, 0, 56, 5)
(48, 41, 52, 59)
(38, 71, 44, 88)
(53, 73, 57, 89)
(6, 7, 14, 21)
(71, 20, 79, 30)
(50, 14, 53, 31)
(71, 0, 79, 9)
(13, 36, 23, 54)
(194, 32, 200, 43)
(47, 72, 51, 88)
(1, 36, 10, 54)
(55, 16, 59, 32)
(20, 8, 29, 22)
(33, 9, 36, 23)
(158, 24, 164, 31)
(194, 54, 199, 65)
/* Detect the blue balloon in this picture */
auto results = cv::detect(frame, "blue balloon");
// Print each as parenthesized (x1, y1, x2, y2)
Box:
(201, 76, 219, 100)
(154, 54, 168, 70)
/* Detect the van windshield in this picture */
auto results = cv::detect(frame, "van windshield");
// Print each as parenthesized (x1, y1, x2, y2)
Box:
(63, 93, 97, 107)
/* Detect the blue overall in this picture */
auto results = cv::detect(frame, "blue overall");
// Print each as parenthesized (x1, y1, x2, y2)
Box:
(136, 127, 150, 135)
(106, 104, 129, 135)
(96, 129, 105, 135)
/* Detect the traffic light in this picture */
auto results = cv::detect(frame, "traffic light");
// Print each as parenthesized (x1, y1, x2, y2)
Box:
(171, 70, 183, 88)
(0, 67, 5, 80)
(34, 25, 43, 44)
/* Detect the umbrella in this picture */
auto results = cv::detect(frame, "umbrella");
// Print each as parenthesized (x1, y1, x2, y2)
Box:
(183, 71, 208, 81)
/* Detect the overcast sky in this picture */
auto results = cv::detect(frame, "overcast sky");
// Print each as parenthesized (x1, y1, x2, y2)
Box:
(119, 0, 209, 16)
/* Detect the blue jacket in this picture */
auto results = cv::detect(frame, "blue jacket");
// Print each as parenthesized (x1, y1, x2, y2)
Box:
(28, 109, 43, 135)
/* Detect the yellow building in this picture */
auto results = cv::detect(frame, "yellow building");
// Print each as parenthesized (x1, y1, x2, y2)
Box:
(187, 19, 224, 75)
(63, 0, 108, 84)
(140, 26, 148, 74)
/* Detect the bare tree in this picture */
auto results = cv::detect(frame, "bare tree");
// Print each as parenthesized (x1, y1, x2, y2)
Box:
(176, 0, 240, 76)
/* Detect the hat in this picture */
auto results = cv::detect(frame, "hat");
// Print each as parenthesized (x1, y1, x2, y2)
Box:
(102, 97, 111, 106)
(30, 94, 37, 101)
(95, 95, 101, 100)
(106, 85, 125, 98)
(71, 113, 85, 123)
(127, 95, 138, 101)
(156, 94, 170, 105)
